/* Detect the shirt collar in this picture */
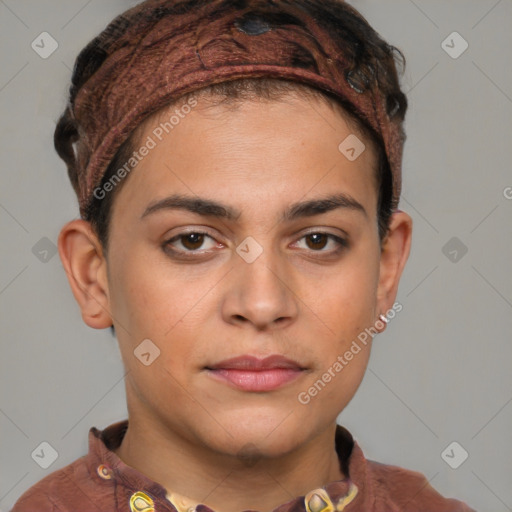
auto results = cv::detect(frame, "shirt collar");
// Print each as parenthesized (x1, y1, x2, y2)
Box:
(85, 419, 372, 511)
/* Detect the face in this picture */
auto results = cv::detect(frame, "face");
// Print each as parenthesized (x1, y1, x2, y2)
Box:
(104, 94, 384, 458)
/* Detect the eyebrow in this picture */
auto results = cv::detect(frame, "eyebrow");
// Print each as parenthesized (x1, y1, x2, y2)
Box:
(140, 192, 367, 222)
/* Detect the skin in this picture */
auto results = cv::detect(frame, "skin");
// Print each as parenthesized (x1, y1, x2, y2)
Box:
(58, 93, 412, 512)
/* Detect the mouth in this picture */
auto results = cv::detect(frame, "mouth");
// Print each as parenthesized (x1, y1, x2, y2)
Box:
(205, 355, 307, 392)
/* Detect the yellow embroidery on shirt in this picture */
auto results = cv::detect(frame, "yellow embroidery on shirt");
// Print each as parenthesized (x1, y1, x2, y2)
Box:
(129, 491, 155, 512)
(164, 483, 359, 512)
(305, 483, 359, 512)
(334, 482, 358, 511)
(305, 489, 334, 512)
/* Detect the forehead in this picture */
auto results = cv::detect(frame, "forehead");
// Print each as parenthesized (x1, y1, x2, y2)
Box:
(112, 93, 379, 224)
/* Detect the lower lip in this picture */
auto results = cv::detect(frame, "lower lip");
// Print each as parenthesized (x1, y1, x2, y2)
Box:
(207, 368, 304, 392)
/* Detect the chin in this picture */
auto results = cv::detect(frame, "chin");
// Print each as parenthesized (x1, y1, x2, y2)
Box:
(195, 411, 312, 460)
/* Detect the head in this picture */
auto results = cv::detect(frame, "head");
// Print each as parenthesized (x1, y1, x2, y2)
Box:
(56, 0, 412, 459)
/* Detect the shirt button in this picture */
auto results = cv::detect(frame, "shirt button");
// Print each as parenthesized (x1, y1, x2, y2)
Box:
(130, 491, 155, 512)
(97, 464, 113, 480)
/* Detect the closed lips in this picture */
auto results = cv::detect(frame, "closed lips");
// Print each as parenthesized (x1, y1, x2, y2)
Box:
(205, 355, 307, 392)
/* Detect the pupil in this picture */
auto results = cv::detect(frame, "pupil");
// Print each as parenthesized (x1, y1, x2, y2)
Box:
(307, 233, 327, 250)
(183, 233, 203, 250)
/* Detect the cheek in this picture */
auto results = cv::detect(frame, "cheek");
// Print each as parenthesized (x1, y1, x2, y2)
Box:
(107, 246, 218, 374)
(107, 247, 182, 340)
(293, 250, 379, 406)
(316, 253, 380, 337)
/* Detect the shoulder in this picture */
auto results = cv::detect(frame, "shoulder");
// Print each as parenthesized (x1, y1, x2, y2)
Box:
(11, 463, 74, 512)
(337, 426, 477, 511)
(10, 456, 106, 512)
(365, 458, 477, 512)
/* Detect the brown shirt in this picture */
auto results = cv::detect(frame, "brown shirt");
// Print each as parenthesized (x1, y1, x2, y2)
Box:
(11, 420, 476, 512)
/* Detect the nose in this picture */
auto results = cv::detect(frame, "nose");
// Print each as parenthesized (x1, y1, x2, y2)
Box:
(221, 240, 299, 331)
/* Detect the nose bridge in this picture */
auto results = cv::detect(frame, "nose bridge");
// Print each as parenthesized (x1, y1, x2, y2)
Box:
(225, 234, 298, 328)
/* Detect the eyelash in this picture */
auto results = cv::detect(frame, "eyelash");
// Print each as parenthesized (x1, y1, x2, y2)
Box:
(163, 229, 348, 258)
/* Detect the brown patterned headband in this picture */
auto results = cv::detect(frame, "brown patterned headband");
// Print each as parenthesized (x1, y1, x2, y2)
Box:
(62, 0, 407, 218)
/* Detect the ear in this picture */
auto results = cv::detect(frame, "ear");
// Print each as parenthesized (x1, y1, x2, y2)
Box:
(376, 210, 413, 315)
(57, 219, 112, 329)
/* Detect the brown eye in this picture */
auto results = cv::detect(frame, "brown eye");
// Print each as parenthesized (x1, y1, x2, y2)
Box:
(305, 233, 329, 250)
(294, 232, 348, 253)
(180, 233, 206, 250)
(164, 231, 218, 255)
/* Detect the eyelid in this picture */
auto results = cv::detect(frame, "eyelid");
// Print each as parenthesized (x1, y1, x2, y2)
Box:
(163, 228, 220, 246)
(300, 226, 349, 240)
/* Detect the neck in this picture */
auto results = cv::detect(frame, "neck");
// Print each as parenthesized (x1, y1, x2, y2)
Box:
(114, 419, 345, 512)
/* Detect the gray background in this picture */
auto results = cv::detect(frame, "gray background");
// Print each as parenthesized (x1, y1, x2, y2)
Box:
(1, 1, 511, 510)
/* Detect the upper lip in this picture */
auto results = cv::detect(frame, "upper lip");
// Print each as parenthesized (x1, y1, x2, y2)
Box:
(207, 355, 305, 371)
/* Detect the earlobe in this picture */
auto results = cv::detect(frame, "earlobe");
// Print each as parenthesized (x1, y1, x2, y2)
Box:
(57, 219, 113, 329)
(376, 211, 413, 314)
